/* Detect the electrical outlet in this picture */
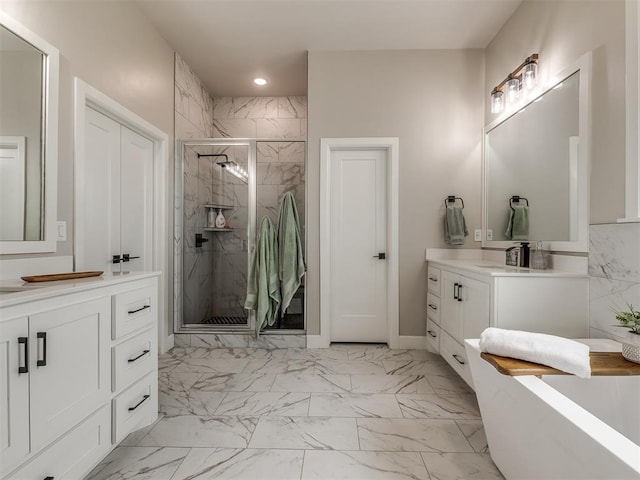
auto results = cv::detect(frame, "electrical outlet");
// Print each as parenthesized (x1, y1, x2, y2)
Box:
(487, 229, 493, 241)
(56, 221, 67, 241)
(474, 229, 482, 241)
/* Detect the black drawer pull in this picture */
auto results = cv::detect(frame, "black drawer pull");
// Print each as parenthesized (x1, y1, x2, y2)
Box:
(128, 349, 150, 363)
(128, 394, 150, 412)
(453, 282, 459, 300)
(128, 305, 150, 315)
(37, 332, 47, 367)
(428, 303, 438, 310)
(18, 337, 28, 374)
(452, 354, 466, 365)
(44, 477, 54, 480)
(457, 285, 463, 302)
(428, 277, 438, 282)
(427, 330, 437, 338)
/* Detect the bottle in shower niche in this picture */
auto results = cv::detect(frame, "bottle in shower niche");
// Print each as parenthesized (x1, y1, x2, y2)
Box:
(532, 241, 546, 270)
(215, 209, 226, 229)
(207, 207, 216, 228)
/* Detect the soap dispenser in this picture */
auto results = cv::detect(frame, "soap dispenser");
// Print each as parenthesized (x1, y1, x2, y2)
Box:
(519, 242, 530, 268)
(532, 241, 546, 270)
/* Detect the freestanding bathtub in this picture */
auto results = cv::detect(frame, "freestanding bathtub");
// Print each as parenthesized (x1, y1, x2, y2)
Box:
(465, 338, 640, 479)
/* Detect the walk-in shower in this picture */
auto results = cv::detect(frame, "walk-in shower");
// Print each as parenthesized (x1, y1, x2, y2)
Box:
(175, 139, 306, 334)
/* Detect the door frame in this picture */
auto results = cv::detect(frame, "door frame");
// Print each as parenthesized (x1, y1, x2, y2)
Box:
(319, 138, 399, 348)
(73, 78, 170, 352)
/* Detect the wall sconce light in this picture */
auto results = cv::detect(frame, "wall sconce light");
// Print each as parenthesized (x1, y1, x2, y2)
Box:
(490, 53, 539, 114)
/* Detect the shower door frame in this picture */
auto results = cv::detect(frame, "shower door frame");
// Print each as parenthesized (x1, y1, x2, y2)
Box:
(175, 138, 257, 334)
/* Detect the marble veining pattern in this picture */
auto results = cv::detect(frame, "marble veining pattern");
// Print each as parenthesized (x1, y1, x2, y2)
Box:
(86, 344, 502, 480)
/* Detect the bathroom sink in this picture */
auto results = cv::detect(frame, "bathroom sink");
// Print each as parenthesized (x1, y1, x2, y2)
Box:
(0, 286, 45, 295)
(474, 265, 530, 272)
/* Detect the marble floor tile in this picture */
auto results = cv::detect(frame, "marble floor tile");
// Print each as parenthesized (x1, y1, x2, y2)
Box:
(271, 373, 352, 392)
(84, 446, 189, 480)
(301, 450, 429, 480)
(357, 418, 474, 453)
(159, 388, 226, 416)
(249, 416, 359, 450)
(396, 394, 481, 420)
(215, 391, 310, 416)
(285, 347, 349, 360)
(309, 393, 403, 418)
(242, 358, 316, 374)
(119, 415, 165, 447)
(421, 452, 504, 480)
(455, 420, 489, 453)
(137, 415, 258, 448)
(349, 347, 439, 362)
(191, 372, 277, 392)
(173, 357, 250, 374)
(350, 375, 434, 394)
(170, 448, 304, 480)
(315, 359, 387, 375)
(425, 374, 473, 396)
(383, 360, 452, 376)
(158, 371, 202, 392)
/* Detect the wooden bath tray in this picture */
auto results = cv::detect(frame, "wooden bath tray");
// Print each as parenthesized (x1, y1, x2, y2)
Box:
(21, 271, 104, 283)
(481, 352, 640, 376)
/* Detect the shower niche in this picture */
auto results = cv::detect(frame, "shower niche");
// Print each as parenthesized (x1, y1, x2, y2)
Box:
(176, 139, 306, 333)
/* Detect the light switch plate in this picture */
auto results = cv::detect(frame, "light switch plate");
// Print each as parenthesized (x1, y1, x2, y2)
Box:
(474, 229, 482, 241)
(56, 221, 67, 241)
(487, 229, 493, 241)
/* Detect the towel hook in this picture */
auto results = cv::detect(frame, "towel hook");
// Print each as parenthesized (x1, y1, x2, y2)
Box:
(445, 196, 464, 209)
(509, 195, 529, 211)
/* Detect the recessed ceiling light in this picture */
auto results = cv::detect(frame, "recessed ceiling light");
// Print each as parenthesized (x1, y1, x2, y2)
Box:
(253, 78, 267, 86)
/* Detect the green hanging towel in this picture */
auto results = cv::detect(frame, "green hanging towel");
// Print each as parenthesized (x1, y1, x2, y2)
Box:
(245, 216, 281, 334)
(505, 205, 529, 240)
(277, 191, 306, 313)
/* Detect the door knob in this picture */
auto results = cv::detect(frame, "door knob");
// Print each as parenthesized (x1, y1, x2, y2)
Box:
(373, 253, 386, 259)
(112, 254, 122, 264)
(122, 253, 140, 262)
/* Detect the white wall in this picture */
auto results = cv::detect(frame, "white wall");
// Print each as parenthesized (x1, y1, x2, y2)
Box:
(0, 0, 175, 259)
(485, 0, 626, 224)
(308, 49, 485, 336)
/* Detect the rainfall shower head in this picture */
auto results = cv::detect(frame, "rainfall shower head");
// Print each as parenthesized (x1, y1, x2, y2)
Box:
(197, 153, 248, 182)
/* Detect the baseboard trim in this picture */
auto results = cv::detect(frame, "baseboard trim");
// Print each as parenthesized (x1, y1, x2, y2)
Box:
(306, 335, 330, 348)
(395, 336, 427, 349)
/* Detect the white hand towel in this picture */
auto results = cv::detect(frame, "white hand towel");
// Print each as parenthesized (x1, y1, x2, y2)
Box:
(479, 327, 591, 378)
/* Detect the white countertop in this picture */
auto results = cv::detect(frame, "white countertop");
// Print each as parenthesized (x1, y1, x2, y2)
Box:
(0, 271, 160, 308)
(426, 257, 587, 278)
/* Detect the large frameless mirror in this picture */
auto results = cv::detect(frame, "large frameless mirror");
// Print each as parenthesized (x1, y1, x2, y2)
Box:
(0, 12, 58, 253)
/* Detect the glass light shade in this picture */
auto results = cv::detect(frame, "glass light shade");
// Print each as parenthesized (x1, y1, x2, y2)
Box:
(522, 62, 538, 91)
(506, 78, 520, 104)
(491, 90, 504, 114)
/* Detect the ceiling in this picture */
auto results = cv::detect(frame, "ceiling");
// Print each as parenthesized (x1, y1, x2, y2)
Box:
(134, 0, 523, 97)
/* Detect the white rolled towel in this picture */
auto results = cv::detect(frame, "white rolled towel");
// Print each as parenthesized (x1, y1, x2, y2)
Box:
(479, 327, 591, 378)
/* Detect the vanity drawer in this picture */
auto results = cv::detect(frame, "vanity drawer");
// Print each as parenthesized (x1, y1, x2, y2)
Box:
(6, 405, 111, 480)
(426, 293, 440, 324)
(112, 286, 155, 340)
(112, 373, 156, 443)
(426, 319, 440, 354)
(427, 266, 441, 295)
(440, 332, 473, 390)
(112, 328, 155, 392)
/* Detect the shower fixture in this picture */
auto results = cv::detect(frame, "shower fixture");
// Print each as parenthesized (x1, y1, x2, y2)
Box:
(197, 153, 248, 182)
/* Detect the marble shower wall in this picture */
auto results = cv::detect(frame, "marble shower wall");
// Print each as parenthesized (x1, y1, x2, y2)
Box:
(175, 53, 214, 139)
(588, 222, 640, 342)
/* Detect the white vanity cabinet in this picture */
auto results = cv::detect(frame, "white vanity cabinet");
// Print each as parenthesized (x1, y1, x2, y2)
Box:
(427, 260, 589, 389)
(0, 273, 159, 480)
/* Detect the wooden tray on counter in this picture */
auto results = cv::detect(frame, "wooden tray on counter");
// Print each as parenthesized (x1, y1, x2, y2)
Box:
(21, 271, 104, 283)
(481, 351, 640, 376)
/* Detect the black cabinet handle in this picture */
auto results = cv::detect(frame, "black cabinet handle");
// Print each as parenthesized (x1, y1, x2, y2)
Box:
(453, 282, 459, 300)
(18, 337, 28, 374)
(37, 332, 47, 367)
(427, 330, 437, 338)
(428, 303, 438, 311)
(128, 305, 150, 315)
(128, 394, 150, 412)
(122, 254, 140, 262)
(128, 349, 150, 363)
(44, 477, 54, 480)
(452, 354, 466, 365)
(457, 285, 463, 302)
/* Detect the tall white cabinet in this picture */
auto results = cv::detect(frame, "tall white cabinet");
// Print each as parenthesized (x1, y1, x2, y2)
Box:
(0, 273, 159, 479)
(426, 259, 589, 388)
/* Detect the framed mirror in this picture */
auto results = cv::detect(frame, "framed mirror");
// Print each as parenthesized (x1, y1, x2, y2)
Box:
(482, 54, 591, 252)
(0, 12, 58, 254)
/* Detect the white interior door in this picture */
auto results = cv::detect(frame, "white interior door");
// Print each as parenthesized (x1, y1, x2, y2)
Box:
(330, 148, 387, 342)
(0, 137, 26, 240)
(81, 107, 153, 272)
